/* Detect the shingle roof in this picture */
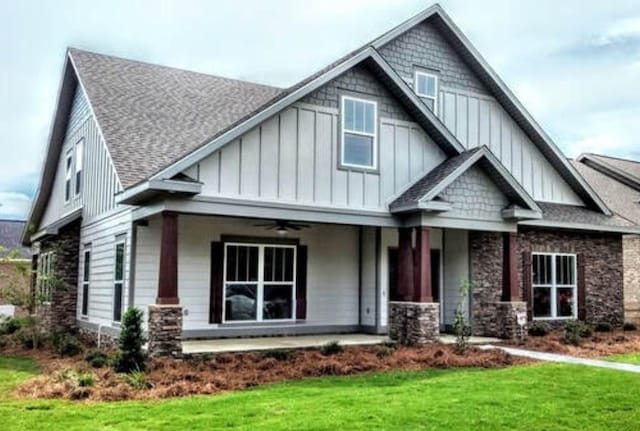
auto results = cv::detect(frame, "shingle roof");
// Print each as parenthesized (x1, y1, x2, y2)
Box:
(571, 159, 640, 225)
(390, 148, 481, 209)
(69, 48, 284, 188)
(0, 220, 30, 259)
(537, 202, 634, 228)
(580, 153, 640, 187)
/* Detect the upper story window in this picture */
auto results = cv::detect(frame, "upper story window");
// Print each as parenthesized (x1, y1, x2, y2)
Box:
(64, 151, 73, 203)
(340, 95, 377, 170)
(415, 71, 438, 112)
(532, 253, 577, 320)
(75, 139, 84, 197)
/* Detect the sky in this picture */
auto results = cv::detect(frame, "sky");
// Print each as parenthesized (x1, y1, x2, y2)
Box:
(1, 0, 640, 221)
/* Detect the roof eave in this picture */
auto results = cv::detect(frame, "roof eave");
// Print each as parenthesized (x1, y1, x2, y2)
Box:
(116, 179, 202, 206)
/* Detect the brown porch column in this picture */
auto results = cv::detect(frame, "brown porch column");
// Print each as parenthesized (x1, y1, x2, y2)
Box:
(397, 227, 414, 301)
(414, 227, 433, 303)
(157, 211, 179, 304)
(502, 231, 519, 302)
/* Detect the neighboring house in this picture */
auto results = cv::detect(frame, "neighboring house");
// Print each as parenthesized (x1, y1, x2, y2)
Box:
(0, 220, 31, 317)
(573, 154, 640, 324)
(23, 4, 638, 355)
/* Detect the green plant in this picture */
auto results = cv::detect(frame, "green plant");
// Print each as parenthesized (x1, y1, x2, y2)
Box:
(85, 350, 109, 368)
(112, 307, 147, 373)
(527, 322, 550, 337)
(261, 349, 292, 362)
(13, 326, 46, 350)
(623, 322, 637, 331)
(75, 372, 95, 388)
(376, 345, 395, 359)
(51, 330, 83, 357)
(125, 369, 151, 390)
(594, 322, 613, 333)
(320, 340, 343, 356)
(562, 320, 591, 346)
(453, 279, 471, 354)
(0, 316, 22, 335)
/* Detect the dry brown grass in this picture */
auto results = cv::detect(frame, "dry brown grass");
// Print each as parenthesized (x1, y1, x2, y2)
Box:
(11, 343, 527, 402)
(508, 329, 640, 358)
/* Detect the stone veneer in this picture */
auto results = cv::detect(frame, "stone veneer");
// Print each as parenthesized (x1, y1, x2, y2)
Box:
(148, 305, 183, 358)
(37, 220, 80, 331)
(389, 302, 439, 345)
(623, 235, 640, 324)
(470, 229, 624, 335)
(77, 327, 118, 351)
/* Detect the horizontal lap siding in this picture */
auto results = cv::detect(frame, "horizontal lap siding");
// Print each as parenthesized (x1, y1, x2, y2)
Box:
(194, 104, 447, 212)
(134, 215, 361, 331)
(77, 210, 132, 326)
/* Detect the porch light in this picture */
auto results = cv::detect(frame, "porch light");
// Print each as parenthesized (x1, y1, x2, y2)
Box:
(276, 227, 288, 236)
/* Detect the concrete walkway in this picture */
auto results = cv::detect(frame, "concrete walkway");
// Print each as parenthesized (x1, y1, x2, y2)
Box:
(479, 344, 640, 373)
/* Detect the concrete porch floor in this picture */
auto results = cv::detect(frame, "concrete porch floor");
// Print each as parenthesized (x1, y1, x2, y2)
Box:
(181, 333, 502, 354)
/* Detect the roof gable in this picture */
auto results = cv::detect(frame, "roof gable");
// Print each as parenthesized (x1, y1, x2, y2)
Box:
(390, 146, 541, 219)
(577, 153, 640, 192)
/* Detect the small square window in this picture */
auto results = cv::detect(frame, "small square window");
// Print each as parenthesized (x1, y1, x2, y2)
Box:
(341, 96, 377, 169)
(415, 71, 438, 112)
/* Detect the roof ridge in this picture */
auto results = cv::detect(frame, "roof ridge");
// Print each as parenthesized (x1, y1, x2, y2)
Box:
(585, 152, 640, 165)
(68, 47, 283, 91)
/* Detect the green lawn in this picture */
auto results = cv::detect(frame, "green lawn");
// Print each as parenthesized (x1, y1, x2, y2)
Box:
(1, 356, 640, 430)
(605, 353, 640, 365)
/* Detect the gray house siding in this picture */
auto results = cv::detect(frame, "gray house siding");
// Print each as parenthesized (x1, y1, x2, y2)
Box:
(40, 86, 121, 229)
(189, 66, 449, 212)
(378, 20, 583, 206)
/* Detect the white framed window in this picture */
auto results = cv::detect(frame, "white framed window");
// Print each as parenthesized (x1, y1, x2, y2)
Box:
(74, 139, 84, 197)
(64, 151, 73, 203)
(532, 253, 577, 320)
(414, 71, 438, 112)
(113, 239, 126, 323)
(38, 251, 54, 303)
(340, 95, 377, 170)
(223, 242, 296, 322)
(81, 246, 91, 317)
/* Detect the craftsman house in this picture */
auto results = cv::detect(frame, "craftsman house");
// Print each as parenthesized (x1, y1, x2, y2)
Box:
(573, 154, 640, 324)
(24, 4, 638, 356)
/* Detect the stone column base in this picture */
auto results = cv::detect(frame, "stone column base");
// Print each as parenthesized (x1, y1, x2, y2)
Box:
(493, 301, 527, 340)
(389, 301, 439, 345)
(148, 304, 183, 358)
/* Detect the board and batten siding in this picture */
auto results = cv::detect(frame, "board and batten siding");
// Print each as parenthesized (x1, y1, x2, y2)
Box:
(134, 214, 366, 331)
(77, 209, 132, 326)
(189, 103, 447, 211)
(438, 88, 582, 205)
(40, 86, 121, 229)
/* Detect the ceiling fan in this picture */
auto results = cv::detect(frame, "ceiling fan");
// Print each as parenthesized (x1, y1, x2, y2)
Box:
(253, 220, 311, 235)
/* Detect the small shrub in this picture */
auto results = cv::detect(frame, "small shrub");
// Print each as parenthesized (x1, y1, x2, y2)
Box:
(261, 349, 291, 362)
(85, 350, 109, 368)
(320, 340, 343, 356)
(0, 316, 22, 335)
(52, 368, 75, 384)
(13, 327, 45, 349)
(51, 330, 83, 357)
(594, 322, 613, 333)
(562, 320, 590, 346)
(527, 322, 550, 337)
(75, 372, 96, 388)
(112, 307, 147, 373)
(125, 370, 151, 390)
(623, 322, 637, 331)
(376, 345, 395, 359)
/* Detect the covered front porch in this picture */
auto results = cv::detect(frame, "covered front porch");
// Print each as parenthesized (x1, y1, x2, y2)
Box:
(133, 210, 499, 356)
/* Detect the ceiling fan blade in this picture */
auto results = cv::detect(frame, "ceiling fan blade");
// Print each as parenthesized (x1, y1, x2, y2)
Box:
(291, 223, 311, 228)
(289, 225, 302, 230)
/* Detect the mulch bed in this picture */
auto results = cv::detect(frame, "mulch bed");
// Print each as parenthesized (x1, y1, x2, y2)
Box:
(506, 329, 640, 358)
(8, 343, 526, 402)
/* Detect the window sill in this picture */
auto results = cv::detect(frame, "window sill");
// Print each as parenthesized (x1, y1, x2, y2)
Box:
(532, 316, 577, 321)
(218, 320, 305, 328)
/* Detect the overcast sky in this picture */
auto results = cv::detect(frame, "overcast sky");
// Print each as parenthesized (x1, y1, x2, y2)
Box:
(1, 0, 640, 220)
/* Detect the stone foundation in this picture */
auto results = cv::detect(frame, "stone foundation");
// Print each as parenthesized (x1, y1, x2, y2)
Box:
(389, 302, 439, 345)
(623, 235, 640, 325)
(77, 326, 119, 351)
(37, 220, 80, 330)
(148, 305, 183, 358)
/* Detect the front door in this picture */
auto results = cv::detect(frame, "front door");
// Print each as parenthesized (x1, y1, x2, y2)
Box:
(388, 248, 441, 303)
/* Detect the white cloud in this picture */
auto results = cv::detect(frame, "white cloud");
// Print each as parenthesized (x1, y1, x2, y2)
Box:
(0, 192, 31, 221)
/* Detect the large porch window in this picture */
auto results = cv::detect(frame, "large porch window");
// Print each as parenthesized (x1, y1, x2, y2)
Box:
(532, 253, 577, 320)
(223, 243, 296, 322)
